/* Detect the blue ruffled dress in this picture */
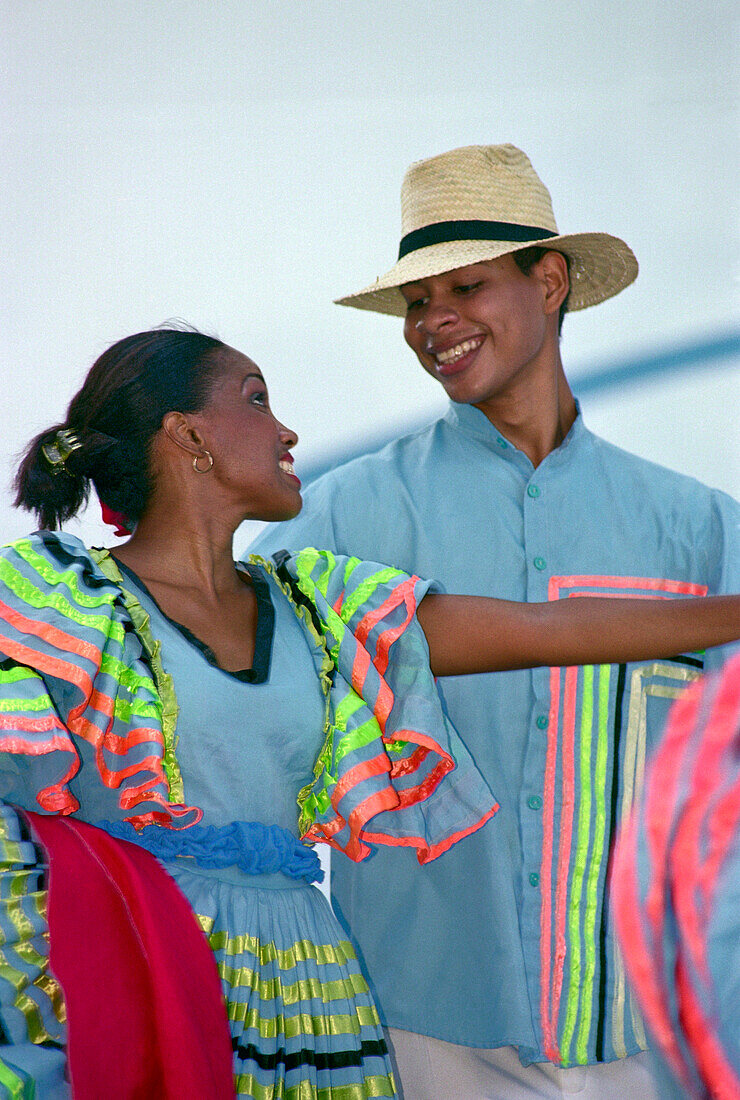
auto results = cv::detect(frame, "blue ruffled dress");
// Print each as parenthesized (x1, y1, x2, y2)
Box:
(0, 534, 497, 1099)
(105, 560, 398, 1098)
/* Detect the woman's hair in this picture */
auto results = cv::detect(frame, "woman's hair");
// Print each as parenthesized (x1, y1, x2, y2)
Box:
(14, 327, 226, 530)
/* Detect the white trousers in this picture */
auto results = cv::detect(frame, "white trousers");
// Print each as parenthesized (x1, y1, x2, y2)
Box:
(386, 1028, 682, 1100)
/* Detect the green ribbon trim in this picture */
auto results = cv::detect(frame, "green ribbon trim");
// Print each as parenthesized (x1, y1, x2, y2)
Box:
(8, 539, 117, 609)
(89, 549, 183, 804)
(245, 554, 334, 837)
(0, 556, 126, 645)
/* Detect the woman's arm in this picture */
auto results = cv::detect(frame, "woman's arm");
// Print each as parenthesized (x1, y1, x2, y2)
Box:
(417, 593, 740, 677)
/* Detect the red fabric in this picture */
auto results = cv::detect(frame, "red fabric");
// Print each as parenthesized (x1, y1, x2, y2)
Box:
(25, 812, 234, 1099)
(100, 501, 132, 537)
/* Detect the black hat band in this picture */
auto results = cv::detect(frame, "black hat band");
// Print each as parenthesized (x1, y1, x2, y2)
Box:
(398, 219, 558, 261)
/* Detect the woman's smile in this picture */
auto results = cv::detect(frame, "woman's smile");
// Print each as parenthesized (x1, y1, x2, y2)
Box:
(279, 452, 301, 486)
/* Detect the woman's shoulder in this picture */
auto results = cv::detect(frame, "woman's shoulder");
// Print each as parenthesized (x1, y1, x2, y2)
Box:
(0, 530, 122, 609)
(2, 529, 92, 567)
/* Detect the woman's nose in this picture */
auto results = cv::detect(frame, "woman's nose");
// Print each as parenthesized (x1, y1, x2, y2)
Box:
(279, 423, 298, 448)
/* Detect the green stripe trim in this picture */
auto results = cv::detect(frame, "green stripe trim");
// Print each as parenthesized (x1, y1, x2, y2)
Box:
(576, 663, 611, 1063)
(203, 925, 358, 969)
(560, 665, 595, 1065)
(0, 667, 44, 686)
(226, 1000, 381, 1039)
(248, 554, 335, 837)
(0, 1057, 28, 1100)
(233, 1072, 396, 1099)
(217, 963, 370, 1005)
(0, 694, 54, 714)
(0, 558, 124, 644)
(334, 717, 384, 765)
(333, 691, 367, 734)
(338, 566, 404, 625)
(99, 651, 158, 698)
(10, 540, 114, 608)
(89, 549, 183, 804)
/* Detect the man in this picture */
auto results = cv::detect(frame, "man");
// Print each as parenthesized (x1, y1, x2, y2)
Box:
(250, 144, 739, 1098)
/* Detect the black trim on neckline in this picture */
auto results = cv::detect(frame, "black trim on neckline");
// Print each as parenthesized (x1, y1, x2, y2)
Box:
(112, 558, 274, 683)
(398, 219, 557, 260)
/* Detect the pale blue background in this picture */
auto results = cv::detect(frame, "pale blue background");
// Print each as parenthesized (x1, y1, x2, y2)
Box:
(3, 0, 738, 551)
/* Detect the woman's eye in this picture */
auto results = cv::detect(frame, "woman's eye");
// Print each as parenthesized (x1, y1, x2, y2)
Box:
(250, 390, 269, 406)
(455, 281, 482, 295)
(405, 297, 425, 313)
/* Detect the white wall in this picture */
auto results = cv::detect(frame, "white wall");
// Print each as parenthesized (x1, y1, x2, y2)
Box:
(3, 0, 738, 555)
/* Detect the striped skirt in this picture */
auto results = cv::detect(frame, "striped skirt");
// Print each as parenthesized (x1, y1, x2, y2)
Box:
(165, 862, 397, 1099)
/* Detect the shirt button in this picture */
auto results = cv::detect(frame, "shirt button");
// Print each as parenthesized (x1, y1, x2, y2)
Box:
(534, 556, 547, 571)
(536, 715, 548, 730)
(528, 795, 543, 810)
(529, 872, 540, 887)
(527, 484, 541, 498)
(498, 437, 508, 448)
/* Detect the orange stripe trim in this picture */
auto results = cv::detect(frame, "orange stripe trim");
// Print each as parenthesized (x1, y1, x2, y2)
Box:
(669, 673, 740, 984)
(353, 581, 408, 646)
(372, 587, 418, 676)
(96, 726, 166, 757)
(354, 578, 418, 675)
(549, 575, 708, 597)
(388, 745, 430, 778)
(126, 804, 203, 828)
(332, 753, 391, 805)
(642, 689, 701, 983)
(0, 600, 102, 664)
(347, 786, 404, 837)
(0, 715, 68, 735)
(694, 669, 740, 908)
(550, 665, 578, 1060)
(611, 816, 693, 1090)
(674, 956, 740, 1098)
(383, 730, 447, 757)
(540, 664, 562, 1063)
(373, 679, 395, 734)
(350, 644, 372, 699)
(391, 758, 454, 809)
(363, 803, 499, 864)
(0, 635, 93, 700)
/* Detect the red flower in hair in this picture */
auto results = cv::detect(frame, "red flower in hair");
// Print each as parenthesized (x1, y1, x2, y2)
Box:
(100, 501, 132, 537)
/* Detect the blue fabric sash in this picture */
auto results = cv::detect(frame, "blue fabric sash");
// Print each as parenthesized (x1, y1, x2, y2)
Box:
(97, 820, 323, 884)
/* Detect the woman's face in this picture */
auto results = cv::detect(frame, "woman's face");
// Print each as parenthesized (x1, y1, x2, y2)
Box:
(190, 348, 302, 522)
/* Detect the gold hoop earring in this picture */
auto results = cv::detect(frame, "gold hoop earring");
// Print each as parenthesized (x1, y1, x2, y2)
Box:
(193, 450, 214, 473)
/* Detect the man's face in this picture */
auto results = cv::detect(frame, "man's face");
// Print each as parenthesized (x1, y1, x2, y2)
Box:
(401, 254, 556, 410)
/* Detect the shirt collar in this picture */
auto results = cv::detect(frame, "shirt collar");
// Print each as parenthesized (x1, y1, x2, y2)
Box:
(443, 399, 589, 468)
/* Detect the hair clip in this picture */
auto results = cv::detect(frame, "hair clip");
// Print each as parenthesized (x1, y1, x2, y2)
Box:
(41, 429, 82, 475)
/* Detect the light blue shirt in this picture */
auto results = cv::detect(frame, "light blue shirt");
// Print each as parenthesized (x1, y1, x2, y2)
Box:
(249, 403, 740, 1065)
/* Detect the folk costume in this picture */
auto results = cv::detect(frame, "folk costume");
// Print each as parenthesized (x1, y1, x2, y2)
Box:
(0, 531, 496, 1098)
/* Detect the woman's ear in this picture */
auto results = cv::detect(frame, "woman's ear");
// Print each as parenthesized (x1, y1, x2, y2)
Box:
(161, 411, 206, 459)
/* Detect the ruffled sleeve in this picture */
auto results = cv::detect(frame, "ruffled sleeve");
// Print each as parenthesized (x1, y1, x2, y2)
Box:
(0, 533, 199, 830)
(277, 548, 498, 863)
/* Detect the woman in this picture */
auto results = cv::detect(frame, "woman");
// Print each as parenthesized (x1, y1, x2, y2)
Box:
(2, 328, 739, 1099)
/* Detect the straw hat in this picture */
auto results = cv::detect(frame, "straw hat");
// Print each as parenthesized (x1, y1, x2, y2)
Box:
(335, 144, 638, 316)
